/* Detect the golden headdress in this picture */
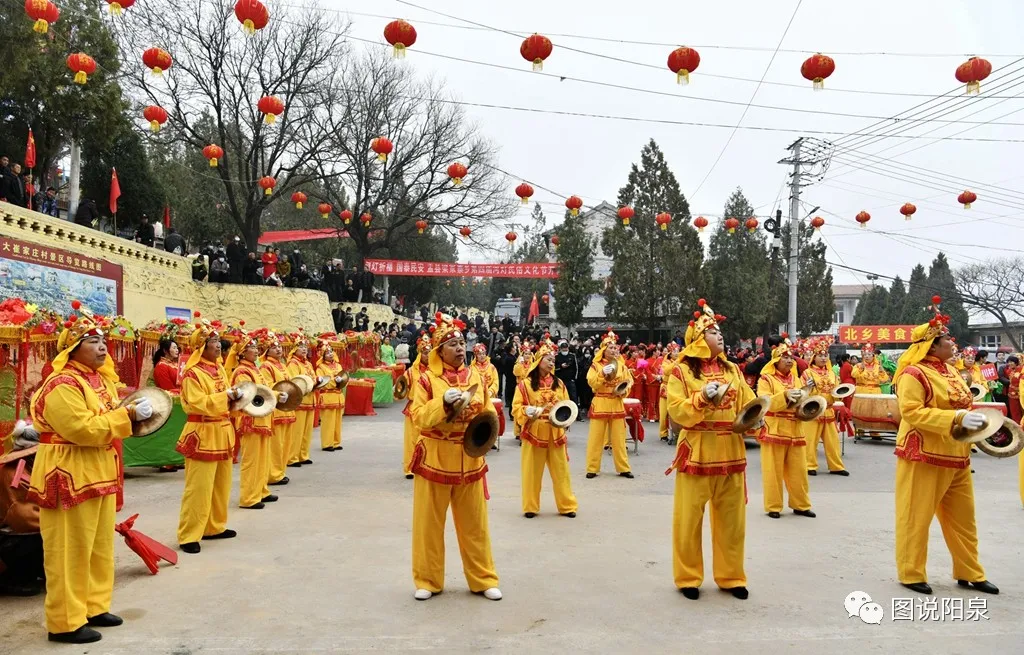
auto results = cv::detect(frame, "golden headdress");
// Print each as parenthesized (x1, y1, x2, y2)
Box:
(760, 338, 794, 377)
(183, 311, 223, 373)
(287, 329, 311, 360)
(593, 328, 622, 366)
(259, 328, 284, 357)
(428, 313, 467, 375)
(895, 295, 951, 380)
(681, 298, 726, 360)
(223, 321, 259, 373)
(810, 336, 833, 359)
(527, 336, 556, 376)
(52, 300, 118, 382)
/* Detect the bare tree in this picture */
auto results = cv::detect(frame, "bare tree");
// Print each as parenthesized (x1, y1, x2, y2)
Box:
(116, 0, 349, 247)
(955, 257, 1024, 350)
(308, 50, 515, 268)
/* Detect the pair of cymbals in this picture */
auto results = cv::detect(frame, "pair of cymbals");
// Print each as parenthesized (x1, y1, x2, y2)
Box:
(953, 407, 1024, 459)
(445, 384, 479, 422)
(119, 388, 174, 437)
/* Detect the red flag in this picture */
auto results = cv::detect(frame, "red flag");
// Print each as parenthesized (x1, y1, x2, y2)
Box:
(24, 129, 36, 169)
(110, 168, 121, 214)
(527, 292, 540, 324)
(163, 205, 171, 228)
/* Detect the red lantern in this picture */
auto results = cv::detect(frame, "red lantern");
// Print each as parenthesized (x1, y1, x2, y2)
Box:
(565, 195, 583, 216)
(234, 0, 269, 34)
(318, 203, 332, 219)
(25, 0, 58, 33)
(801, 53, 835, 90)
(542, 294, 550, 304)
(105, 0, 134, 14)
(459, 226, 472, 239)
(958, 190, 977, 209)
(899, 202, 917, 221)
(656, 212, 672, 231)
(724, 218, 740, 234)
(515, 183, 534, 205)
(142, 47, 172, 75)
(291, 192, 307, 209)
(447, 162, 468, 185)
(340, 209, 353, 224)
(693, 216, 708, 232)
(143, 105, 167, 132)
(258, 95, 284, 124)
(202, 144, 223, 167)
(955, 57, 992, 95)
(550, 234, 560, 249)
(258, 176, 276, 196)
(520, 33, 553, 71)
(67, 53, 96, 85)
(855, 210, 871, 228)
(371, 137, 393, 162)
(618, 206, 634, 226)
(415, 219, 428, 234)
(744, 217, 758, 233)
(505, 231, 518, 244)
(360, 212, 372, 227)
(667, 46, 700, 84)
(383, 19, 417, 58)
(810, 216, 825, 230)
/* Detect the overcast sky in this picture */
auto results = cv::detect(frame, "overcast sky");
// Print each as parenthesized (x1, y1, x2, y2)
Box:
(332, 0, 1024, 285)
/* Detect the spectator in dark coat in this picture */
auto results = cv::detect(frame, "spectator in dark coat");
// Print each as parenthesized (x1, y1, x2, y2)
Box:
(242, 252, 261, 284)
(227, 237, 246, 283)
(135, 215, 155, 247)
(73, 198, 99, 229)
(555, 341, 579, 406)
(39, 187, 60, 217)
(164, 227, 186, 255)
(1, 162, 25, 206)
(191, 255, 208, 281)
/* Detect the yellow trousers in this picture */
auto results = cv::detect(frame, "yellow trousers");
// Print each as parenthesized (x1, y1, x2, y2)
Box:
(403, 416, 416, 475)
(586, 418, 629, 474)
(760, 442, 811, 513)
(239, 434, 271, 507)
(289, 410, 314, 464)
(659, 398, 669, 438)
(177, 458, 232, 544)
(895, 459, 985, 584)
(521, 441, 578, 514)
(320, 408, 343, 449)
(268, 421, 292, 483)
(806, 421, 845, 472)
(412, 476, 498, 593)
(40, 495, 115, 634)
(672, 472, 746, 589)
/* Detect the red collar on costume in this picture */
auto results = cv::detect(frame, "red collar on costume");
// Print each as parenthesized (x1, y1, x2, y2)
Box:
(539, 374, 554, 387)
(68, 359, 103, 387)
(772, 370, 795, 384)
(811, 365, 830, 373)
(441, 363, 471, 385)
(700, 359, 723, 375)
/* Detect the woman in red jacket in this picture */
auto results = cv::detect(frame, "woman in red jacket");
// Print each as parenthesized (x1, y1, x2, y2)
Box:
(261, 246, 278, 281)
(152, 338, 181, 393)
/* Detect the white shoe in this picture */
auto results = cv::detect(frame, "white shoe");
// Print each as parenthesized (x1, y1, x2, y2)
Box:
(483, 587, 502, 601)
(414, 589, 433, 601)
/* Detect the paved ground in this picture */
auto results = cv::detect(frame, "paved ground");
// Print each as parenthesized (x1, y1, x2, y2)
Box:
(3, 404, 1024, 654)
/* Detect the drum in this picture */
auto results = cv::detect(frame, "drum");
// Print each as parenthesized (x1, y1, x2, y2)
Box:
(974, 401, 1008, 417)
(623, 398, 643, 453)
(849, 394, 901, 434)
(491, 398, 506, 436)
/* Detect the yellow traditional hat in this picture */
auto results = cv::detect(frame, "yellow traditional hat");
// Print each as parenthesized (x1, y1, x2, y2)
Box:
(593, 328, 621, 365)
(223, 321, 259, 373)
(183, 311, 223, 373)
(51, 300, 119, 382)
(680, 298, 726, 360)
(287, 329, 311, 360)
(811, 336, 833, 358)
(428, 313, 468, 375)
(760, 338, 794, 377)
(258, 328, 283, 357)
(895, 295, 950, 379)
(527, 337, 556, 376)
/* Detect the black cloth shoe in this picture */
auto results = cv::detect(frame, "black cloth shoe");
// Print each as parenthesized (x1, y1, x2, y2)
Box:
(729, 587, 749, 600)
(619, 472, 634, 479)
(680, 587, 699, 600)
(322, 447, 335, 452)
(586, 473, 597, 479)
(180, 542, 201, 554)
(958, 580, 999, 594)
(561, 512, 576, 518)
(87, 613, 123, 627)
(287, 462, 302, 468)
(302, 459, 313, 465)
(830, 470, 850, 476)
(808, 470, 817, 476)
(335, 446, 343, 451)
(405, 474, 414, 480)
(261, 494, 279, 503)
(269, 476, 289, 485)
(767, 511, 781, 519)
(240, 502, 265, 510)
(202, 529, 237, 540)
(49, 626, 102, 644)
(793, 509, 816, 518)
(902, 581, 932, 595)
(524, 512, 537, 518)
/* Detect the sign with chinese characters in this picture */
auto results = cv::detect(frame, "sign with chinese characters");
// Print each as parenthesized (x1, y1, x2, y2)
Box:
(0, 236, 124, 316)
(363, 259, 559, 279)
(981, 363, 998, 381)
(838, 325, 916, 344)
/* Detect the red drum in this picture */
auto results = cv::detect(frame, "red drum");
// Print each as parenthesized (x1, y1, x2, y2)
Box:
(492, 398, 506, 436)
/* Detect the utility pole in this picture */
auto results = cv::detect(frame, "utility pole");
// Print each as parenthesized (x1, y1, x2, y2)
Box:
(779, 138, 804, 338)
(763, 209, 783, 348)
(68, 135, 82, 222)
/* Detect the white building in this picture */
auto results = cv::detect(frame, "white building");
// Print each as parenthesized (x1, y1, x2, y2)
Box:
(829, 283, 872, 335)
(579, 201, 617, 322)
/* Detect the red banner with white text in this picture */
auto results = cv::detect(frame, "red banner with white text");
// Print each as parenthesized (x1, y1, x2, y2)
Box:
(364, 259, 558, 278)
(838, 325, 917, 344)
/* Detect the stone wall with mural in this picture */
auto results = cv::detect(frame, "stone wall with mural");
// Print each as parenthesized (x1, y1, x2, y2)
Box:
(0, 202, 398, 332)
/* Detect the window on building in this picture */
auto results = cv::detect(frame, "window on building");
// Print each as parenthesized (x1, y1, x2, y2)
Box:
(979, 334, 1001, 349)
(834, 305, 845, 324)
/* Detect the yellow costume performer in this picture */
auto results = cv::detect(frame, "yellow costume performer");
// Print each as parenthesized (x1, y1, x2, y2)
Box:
(802, 338, 848, 476)
(665, 299, 751, 600)
(472, 343, 500, 397)
(511, 348, 532, 438)
(176, 313, 238, 553)
(225, 328, 275, 509)
(851, 343, 889, 393)
(892, 297, 997, 596)
(409, 313, 500, 601)
(28, 303, 138, 643)
(402, 335, 431, 478)
(512, 340, 578, 517)
(757, 340, 815, 518)
(585, 330, 633, 478)
(286, 333, 317, 465)
(659, 342, 680, 440)
(260, 331, 296, 486)
(315, 340, 346, 451)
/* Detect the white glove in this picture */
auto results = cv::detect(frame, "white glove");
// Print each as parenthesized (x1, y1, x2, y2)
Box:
(702, 381, 720, 400)
(786, 389, 804, 402)
(443, 388, 463, 404)
(525, 406, 542, 418)
(277, 391, 289, 404)
(961, 411, 987, 430)
(133, 397, 153, 420)
(805, 379, 816, 389)
(602, 363, 616, 375)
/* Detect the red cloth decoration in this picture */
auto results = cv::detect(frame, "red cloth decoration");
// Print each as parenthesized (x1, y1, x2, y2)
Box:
(115, 513, 178, 574)
(344, 381, 376, 416)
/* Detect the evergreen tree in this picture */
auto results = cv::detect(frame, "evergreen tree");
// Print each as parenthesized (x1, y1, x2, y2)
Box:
(926, 253, 970, 342)
(882, 277, 907, 325)
(702, 188, 771, 342)
(81, 120, 167, 232)
(553, 210, 598, 330)
(771, 221, 836, 336)
(902, 264, 932, 325)
(601, 139, 703, 339)
(853, 286, 890, 324)
(488, 204, 550, 320)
